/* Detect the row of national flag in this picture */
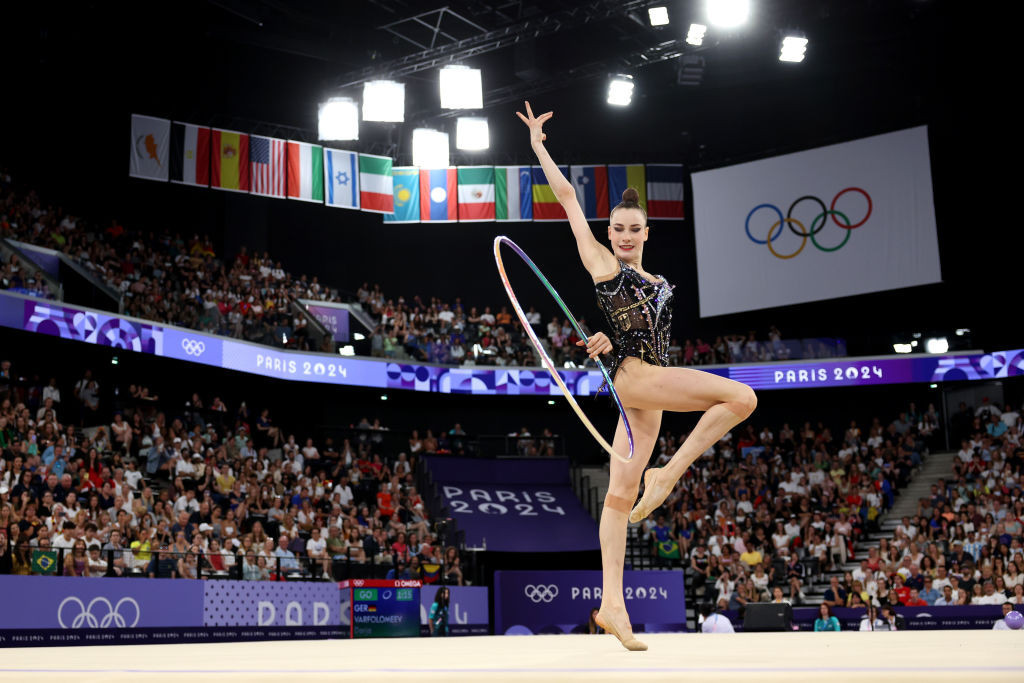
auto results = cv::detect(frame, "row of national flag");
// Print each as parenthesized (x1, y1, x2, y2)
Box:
(130, 114, 684, 221)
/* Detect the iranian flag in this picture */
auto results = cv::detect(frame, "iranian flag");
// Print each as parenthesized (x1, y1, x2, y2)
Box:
(359, 153, 394, 214)
(457, 166, 495, 221)
(286, 141, 324, 203)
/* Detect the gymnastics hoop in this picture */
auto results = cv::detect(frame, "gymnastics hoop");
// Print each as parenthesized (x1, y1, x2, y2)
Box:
(493, 235, 634, 464)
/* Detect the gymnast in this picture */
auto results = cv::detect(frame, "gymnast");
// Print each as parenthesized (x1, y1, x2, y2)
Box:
(516, 101, 758, 651)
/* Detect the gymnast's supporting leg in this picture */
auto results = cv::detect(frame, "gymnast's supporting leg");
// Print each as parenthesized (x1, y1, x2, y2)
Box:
(597, 409, 660, 652)
(630, 372, 756, 523)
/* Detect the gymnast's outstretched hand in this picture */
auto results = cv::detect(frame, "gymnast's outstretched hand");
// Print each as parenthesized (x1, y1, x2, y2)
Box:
(516, 101, 553, 145)
(578, 332, 612, 360)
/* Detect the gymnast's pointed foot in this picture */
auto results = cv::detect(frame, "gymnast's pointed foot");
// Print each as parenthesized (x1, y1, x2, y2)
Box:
(628, 467, 674, 524)
(595, 605, 647, 651)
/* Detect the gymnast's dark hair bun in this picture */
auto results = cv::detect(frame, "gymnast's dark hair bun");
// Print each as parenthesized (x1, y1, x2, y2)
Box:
(621, 187, 640, 204)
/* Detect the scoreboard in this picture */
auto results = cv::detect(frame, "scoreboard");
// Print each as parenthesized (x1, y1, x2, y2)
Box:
(338, 579, 421, 638)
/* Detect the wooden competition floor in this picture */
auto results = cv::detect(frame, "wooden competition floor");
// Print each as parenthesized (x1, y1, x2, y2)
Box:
(1, 631, 1022, 682)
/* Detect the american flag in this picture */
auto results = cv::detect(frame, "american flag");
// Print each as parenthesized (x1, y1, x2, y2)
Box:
(250, 135, 286, 198)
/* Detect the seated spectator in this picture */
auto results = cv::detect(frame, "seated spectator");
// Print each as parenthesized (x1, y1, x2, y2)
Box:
(814, 603, 841, 631)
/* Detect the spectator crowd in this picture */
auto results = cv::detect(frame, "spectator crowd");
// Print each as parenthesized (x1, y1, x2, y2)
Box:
(0, 355, 472, 586)
(639, 398, 1024, 620)
(2, 170, 842, 367)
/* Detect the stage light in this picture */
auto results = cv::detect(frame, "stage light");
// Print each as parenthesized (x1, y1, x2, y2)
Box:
(707, 0, 749, 28)
(353, 332, 366, 341)
(893, 343, 912, 354)
(648, 6, 669, 26)
(456, 117, 489, 150)
(380, 394, 388, 401)
(318, 97, 358, 141)
(412, 128, 450, 168)
(779, 35, 808, 62)
(362, 80, 405, 122)
(686, 23, 707, 46)
(607, 75, 634, 106)
(440, 65, 482, 109)
(925, 337, 949, 354)
(955, 328, 970, 336)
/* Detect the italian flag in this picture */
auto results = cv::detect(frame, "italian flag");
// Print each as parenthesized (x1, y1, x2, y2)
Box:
(359, 153, 394, 214)
(286, 141, 323, 202)
(457, 166, 495, 221)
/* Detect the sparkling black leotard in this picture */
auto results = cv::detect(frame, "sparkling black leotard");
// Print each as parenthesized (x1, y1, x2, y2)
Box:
(595, 261, 674, 380)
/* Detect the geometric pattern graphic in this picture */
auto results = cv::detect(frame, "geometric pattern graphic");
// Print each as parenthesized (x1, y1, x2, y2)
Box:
(202, 580, 339, 627)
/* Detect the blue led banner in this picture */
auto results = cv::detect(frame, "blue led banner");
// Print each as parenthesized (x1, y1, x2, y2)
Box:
(2, 291, 1022, 394)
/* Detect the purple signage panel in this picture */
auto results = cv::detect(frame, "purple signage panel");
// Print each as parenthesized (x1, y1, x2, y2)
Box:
(14, 242, 61, 279)
(426, 456, 598, 552)
(420, 585, 490, 634)
(305, 303, 350, 342)
(202, 580, 340, 627)
(0, 575, 203, 629)
(3, 292, 1024, 395)
(495, 570, 686, 635)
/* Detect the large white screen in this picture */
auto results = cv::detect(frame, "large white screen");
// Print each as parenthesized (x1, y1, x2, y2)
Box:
(692, 126, 941, 317)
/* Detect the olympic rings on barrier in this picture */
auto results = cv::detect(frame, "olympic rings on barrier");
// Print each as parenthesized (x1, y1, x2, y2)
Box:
(766, 218, 807, 260)
(493, 235, 635, 464)
(744, 187, 871, 259)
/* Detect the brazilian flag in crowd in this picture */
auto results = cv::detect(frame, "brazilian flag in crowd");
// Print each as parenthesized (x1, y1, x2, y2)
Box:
(657, 540, 681, 560)
(31, 549, 58, 575)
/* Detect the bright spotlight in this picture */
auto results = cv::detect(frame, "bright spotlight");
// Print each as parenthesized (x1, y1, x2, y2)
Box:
(925, 337, 949, 354)
(439, 65, 483, 109)
(893, 343, 913, 354)
(779, 35, 808, 62)
(607, 75, 634, 106)
(686, 23, 707, 46)
(412, 128, 450, 168)
(707, 0, 750, 28)
(362, 80, 405, 122)
(955, 328, 970, 336)
(318, 98, 358, 141)
(648, 6, 669, 26)
(456, 117, 489, 150)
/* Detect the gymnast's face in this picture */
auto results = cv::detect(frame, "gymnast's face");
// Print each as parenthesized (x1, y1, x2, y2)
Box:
(608, 208, 648, 261)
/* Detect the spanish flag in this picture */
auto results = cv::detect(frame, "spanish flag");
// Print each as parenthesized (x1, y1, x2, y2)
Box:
(211, 128, 250, 192)
(531, 165, 568, 222)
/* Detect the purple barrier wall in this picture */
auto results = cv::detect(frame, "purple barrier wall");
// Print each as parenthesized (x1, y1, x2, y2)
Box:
(4, 291, 1024, 393)
(425, 456, 598, 552)
(495, 570, 687, 635)
(420, 585, 490, 635)
(0, 575, 343, 648)
(722, 605, 1007, 631)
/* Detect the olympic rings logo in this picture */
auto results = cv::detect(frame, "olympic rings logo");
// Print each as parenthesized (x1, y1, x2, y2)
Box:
(744, 188, 872, 259)
(181, 338, 206, 356)
(524, 584, 559, 603)
(57, 596, 141, 628)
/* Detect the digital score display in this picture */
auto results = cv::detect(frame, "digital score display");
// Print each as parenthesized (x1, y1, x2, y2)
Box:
(340, 579, 421, 638)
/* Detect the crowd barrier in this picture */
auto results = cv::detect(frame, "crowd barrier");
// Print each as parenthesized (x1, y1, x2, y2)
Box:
(721, 605, 1007, 631)
(0, 574, 340, 647)
(4, 290, 1023, 393)
(494, 570, 687, 634)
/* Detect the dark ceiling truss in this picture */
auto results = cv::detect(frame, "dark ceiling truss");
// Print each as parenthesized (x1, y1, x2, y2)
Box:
(333, 0, 667, 89)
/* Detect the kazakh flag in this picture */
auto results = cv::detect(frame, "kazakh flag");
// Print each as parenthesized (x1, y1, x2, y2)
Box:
(31, 549, 58, 575)
(383, 167, 421, 223)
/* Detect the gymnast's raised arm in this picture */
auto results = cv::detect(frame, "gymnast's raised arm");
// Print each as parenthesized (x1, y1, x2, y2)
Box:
(517, 101, 617, 281)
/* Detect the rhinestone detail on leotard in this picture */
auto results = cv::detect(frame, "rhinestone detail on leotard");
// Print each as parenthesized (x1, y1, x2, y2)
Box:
(595, 261, 674, 380)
